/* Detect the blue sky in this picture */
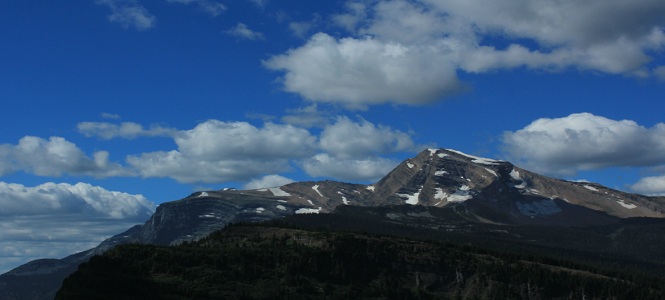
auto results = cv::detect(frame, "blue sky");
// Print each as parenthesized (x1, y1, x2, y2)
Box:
(2, 0, 665, 273)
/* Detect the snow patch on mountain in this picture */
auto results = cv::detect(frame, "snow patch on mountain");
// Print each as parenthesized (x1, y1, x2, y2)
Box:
(407, 162, 415, 169)
(485, 168, 498, 177)
(366, 185, 375, 192)
(337, 191, 350, 205)
(396, 189, 421, 205)
(435, 170, 448, 176)
(447, 149, 501, 165)
(434, 188, 445, 200)
(510, 169, 527, 189)
(616, 200, 637, 209)
(269, 187, 291, 197)
(312, 185, 324, 197)
(584, 185, 599, 192)
(307, 200, 315, 206)
(447, 185, 472, 202)
(276, 205, 287, 210)
(295, 207, 321, 214)
(198, 192, 209, 197)
(510, 169, 521, 180)
(255, 207, 265, 214)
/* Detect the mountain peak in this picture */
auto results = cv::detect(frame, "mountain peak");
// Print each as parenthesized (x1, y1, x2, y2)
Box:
(421, 148, 508, 166)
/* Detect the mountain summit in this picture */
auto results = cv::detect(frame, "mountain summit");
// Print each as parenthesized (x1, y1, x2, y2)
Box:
(2, 148, 665, 299)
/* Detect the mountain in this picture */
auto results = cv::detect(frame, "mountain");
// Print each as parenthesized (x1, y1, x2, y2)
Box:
(2, 148, 665, 299)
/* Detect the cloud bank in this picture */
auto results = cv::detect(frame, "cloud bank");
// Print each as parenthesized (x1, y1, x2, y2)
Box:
(502, 113, 665, 176)
(502, 113, 665, 194)
(0, 182, 155, 274)
(265, 0, 665, 108)
(0, 136, 128, 178)
(66, 115, 422, 184)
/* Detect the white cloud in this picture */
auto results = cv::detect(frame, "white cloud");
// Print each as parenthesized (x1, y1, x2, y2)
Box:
(267, 0, 665, 108)
(502, 113, 665, 176)
(0, 182, 154, 219)
(243, 174, 295, 189)
(0, 182, 155, 274)
(173, 120, 316, 160)
(630, 175, 665, 195)
(320, 116, 416, 159)
(264, 33, 463, 109)
(127, 120, 317, 183)
(78, 121, 176, 140)
(0, 136, 128, 178)
(123, 117, 419, 184)
(166, 0, 227, 17)
(96, 0, 156, 31)
(226, 23, 265, 41)
(302, 153, 399, 182)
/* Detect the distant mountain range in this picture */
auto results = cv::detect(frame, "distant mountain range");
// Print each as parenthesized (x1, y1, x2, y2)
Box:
(2, 148, 665, 300)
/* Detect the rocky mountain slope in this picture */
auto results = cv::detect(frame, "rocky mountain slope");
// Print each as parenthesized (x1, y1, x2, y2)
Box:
(2, 148, 665, 300)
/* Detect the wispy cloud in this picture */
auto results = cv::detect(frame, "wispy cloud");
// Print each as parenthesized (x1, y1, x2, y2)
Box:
(226, 23, 265, 41)
(96, 0, 156, 31)
(166, 0, 227, 17)
(77, 121, 176, 140)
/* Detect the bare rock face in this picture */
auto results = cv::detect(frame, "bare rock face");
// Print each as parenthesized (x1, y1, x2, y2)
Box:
(361, 148, 665, 225)
(3, 148, 665, 300)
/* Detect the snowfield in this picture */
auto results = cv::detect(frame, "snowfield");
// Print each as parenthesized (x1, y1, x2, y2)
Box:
(269, 187, 291, 197)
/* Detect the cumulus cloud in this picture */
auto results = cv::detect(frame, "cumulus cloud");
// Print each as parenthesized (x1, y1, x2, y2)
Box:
(166, 0, 227, 17)
(302, 153, 399, 182)
(630, 175, 665, 195)
(266, 0, 665, 108)
(0, 116, 421, 185)
(0, 136, 128, 178)
(96, 0, 156, 31)
(320, 116, 416, 159)
(0, 182, 154, 274)
(502, 113, 665, 176)
(226, 23, 265, 41)
(127, 120, 317, 183)
(264, 33, 462, 109)
(298, 116, 419, 181)
(78, 121, 176, 140)
(243, 174, 295, 189)
(120, 117, 418, 184)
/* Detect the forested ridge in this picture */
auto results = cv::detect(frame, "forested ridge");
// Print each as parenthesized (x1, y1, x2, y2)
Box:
(56, 216, 665, 300)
